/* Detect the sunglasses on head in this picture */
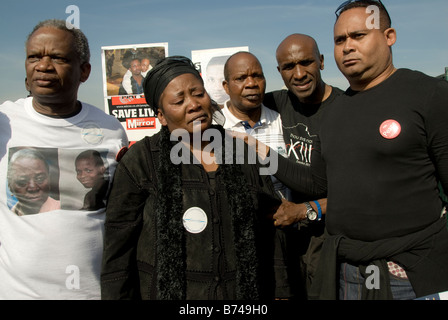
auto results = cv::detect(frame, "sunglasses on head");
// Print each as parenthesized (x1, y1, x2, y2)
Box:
(335, 0, 391, 25)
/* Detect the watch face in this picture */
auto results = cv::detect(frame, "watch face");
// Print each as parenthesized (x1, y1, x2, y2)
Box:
(307, 210, 317, 221)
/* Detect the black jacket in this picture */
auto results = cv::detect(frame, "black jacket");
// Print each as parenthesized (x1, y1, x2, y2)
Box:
(101, 126, 285, 300)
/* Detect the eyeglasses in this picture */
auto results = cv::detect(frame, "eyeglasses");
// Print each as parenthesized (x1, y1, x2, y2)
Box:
(335, 0, 391, 25)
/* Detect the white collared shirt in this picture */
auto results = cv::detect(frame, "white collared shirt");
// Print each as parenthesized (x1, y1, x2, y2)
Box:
(221, 101, 288, 158)
(221, 101, 290, 199)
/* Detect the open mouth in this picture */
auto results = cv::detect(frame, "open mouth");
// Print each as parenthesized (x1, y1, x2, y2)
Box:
(293, 80, 312, 91)
(80, 180, 94, 187)
(190, 114, 208, 123)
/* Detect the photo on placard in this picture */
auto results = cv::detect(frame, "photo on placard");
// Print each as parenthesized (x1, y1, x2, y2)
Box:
(101, 43, 168, 142)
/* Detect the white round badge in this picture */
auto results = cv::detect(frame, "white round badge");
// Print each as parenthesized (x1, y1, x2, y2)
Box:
(182, 207, 208, 234)
(81, 123, 104, 145)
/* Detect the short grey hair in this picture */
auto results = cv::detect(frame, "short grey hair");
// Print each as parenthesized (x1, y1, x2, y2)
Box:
(26, 19, 90, 65)
(7, 148, 49, 186)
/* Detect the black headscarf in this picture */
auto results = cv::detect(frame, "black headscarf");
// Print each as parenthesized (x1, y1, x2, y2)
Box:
(143, 56, 203, 113)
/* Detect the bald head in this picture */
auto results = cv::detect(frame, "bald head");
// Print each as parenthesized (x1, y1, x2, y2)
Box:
(224, 51, 262, 82)
(276, 33, 321, 63)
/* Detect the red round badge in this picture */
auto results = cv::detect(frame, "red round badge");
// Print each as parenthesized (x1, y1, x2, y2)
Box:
(379, 120, 401, 139)
(115, 146, 128, 162)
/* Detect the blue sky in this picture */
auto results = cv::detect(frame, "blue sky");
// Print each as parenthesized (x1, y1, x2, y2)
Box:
(1, 0, 447, 110)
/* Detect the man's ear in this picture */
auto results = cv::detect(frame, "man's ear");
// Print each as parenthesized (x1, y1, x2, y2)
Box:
(384, 28, 397, 47)
(222, 80, 230, 95)
(25, 78, 31, 92)
(320, 54, 325, 71)
(80, 62, 91, 83)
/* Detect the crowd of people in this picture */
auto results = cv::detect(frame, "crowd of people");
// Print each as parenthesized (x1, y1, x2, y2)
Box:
(0, 0, 447, 301)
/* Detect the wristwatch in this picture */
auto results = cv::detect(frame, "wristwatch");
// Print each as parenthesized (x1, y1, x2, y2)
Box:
(304, 202, 318, 221)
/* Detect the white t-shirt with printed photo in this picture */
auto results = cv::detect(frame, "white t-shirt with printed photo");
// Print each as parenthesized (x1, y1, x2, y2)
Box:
(0, 97, 128, 299)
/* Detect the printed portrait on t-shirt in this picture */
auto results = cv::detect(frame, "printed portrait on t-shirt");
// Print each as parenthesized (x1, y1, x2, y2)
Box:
(6, 147, 60, 216)
(6, 147, 110, 216)
(73, 150, 109, 210)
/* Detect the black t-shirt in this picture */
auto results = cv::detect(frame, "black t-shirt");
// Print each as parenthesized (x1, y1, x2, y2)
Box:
(264, 87, 343, 202)
(313, 69, 448, 241)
